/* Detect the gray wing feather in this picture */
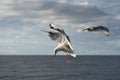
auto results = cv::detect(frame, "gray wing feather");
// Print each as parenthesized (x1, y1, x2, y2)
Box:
(48, 31, 63, 43)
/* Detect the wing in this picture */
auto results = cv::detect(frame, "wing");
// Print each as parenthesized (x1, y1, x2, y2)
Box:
(66, 35, 73, 50)
(48, 31, 63, 43)
(94, 26, 110, 36)
(41, 30, 63, 44)
(59, 35, 73, 52)
(63, 40, 76, 57)
(91, 26, 109, 32)
(98, 26, 109, 32)
(55, 41, 76, 58)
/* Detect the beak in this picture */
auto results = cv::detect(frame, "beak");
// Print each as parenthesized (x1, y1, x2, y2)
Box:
(40, 30, 49, 33)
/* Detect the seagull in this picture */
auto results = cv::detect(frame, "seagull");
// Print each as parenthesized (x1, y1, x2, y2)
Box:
(81, 25, 110, 36)
(41, 24, 76, 63)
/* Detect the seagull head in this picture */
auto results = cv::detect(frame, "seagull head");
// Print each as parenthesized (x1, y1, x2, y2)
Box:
(49, 24, 62, 31)
(104, 31, 110, 36)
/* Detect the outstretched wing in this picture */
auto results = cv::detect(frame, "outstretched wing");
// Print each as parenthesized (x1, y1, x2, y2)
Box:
(41, 30, 63, 44)
(48, 31, 63, 43)
(92, 26, 108, 31)
(54, 39, 76, 58)
(63, 39, 76, 57)
(93, 26, 110, 36)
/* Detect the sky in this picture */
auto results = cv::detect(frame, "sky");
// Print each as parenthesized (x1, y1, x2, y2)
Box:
(0, 0, 120, 55)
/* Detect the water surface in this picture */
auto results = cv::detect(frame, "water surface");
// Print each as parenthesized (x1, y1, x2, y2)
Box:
(0, 55, 120, 80)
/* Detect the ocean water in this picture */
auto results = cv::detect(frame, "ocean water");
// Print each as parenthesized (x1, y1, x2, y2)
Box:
(0, 55, 120, 80)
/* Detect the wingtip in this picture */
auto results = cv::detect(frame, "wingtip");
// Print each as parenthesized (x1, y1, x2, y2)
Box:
(40, 30, 45, 32)
(40, 30, 49, 33)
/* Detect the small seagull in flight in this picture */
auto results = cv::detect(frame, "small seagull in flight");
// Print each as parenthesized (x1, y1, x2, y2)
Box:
(81, 25, 110, 36)
(41, 24, 76, 63)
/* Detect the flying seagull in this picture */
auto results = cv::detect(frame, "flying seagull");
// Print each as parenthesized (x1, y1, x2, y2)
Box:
(41, 24, 76, 63)
(81, 25, 110, 36)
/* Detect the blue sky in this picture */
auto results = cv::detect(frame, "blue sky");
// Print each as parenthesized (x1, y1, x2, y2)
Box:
(0, 0, 120, 55)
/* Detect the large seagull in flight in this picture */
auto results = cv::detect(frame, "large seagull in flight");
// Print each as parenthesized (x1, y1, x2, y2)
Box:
(41, 24, 76, 63)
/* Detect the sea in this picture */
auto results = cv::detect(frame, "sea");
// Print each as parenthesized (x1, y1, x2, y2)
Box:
(0, 55, 120, 80)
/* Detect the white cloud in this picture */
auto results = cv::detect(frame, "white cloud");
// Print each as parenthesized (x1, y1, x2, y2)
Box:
(0, 0, 20, 19)
(74, 1, 89, 6)
(22, 26, 33, 32)
(8, 0, 108, 26)
(80, 1, 89, 6)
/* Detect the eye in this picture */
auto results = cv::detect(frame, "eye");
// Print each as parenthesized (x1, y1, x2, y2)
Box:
(51, 26, 53, 29)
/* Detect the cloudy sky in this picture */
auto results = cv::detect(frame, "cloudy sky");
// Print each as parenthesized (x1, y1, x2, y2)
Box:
(0, 0, 120, 55)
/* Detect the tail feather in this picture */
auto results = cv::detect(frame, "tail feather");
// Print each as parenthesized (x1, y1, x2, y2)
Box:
(70, 53, 76, 58)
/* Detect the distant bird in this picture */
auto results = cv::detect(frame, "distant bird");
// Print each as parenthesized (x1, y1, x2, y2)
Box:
(41, 24, 76, 63)
(81, 25, 110, 36)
